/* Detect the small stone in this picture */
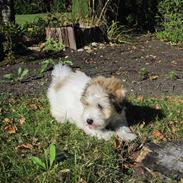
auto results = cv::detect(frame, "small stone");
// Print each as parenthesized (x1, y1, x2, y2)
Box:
(91, 42, 97, 47)
(77, 48, 84, 52)
(84, 46, 91, 50)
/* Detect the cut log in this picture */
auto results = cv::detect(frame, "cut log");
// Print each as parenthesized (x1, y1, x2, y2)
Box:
(45, 25, 108, 50)
(45, 26, 77, 50)
(136, 141, 183, 180)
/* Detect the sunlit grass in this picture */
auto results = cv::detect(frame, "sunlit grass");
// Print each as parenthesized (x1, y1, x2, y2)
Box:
(15, 13, 48, 25)
(0, 95, 182, 182)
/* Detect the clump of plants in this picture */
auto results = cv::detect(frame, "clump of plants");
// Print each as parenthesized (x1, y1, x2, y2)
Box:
(22, 17, 47, 45)
(139, 67, 149, 80)
(45, 13, 78, 27)
(32, 143, 56, 171)
(0, 23, 25, 63)
(165, 70, 179, 80)
(156, 0, 183, 44)
(43, 38, 65, 52)
(107, 21, 129, 43)
(37, 59, 55, 77)
(3, 67, 29, 82)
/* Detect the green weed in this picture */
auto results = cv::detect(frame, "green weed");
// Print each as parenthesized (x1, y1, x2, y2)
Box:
(165, 70, 179, 80)
(3, 67, 29, 82)
(32, 143, 56, 171)
(44, 38, 65, 52)
(139, 67, 149, 80)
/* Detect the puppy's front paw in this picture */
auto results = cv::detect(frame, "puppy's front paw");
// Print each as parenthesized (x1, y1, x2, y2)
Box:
(116, 126, 137, 141)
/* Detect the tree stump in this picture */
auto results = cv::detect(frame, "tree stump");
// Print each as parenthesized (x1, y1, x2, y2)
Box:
(45, 26, 77, 50)
(45, 25, 108, 50)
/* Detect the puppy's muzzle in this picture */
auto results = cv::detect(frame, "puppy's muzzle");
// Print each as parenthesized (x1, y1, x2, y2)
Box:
(86, 118, 94, 125)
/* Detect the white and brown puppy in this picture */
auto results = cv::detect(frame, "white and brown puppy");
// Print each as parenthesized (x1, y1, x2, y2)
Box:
(47, 63, 137, 141)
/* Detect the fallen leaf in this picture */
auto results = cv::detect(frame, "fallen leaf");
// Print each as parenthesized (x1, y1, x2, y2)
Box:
(16, 143, 33, 150)
(114, 136, 122, 149)
(78, 178, 87, 183)
(180, 178, 183, 183)
(136, 96, 143, 102)
(7, 98, 16, 104)
(3, 118, 13, 123)
(4, 125, 17, 134)
(19, 116, 26, 125)
(136, 146, 152, 163)
(28, 102, 43, 110)
(155, 104, 161, 109)
(152, 130, 165, 139)
(139, 122, 145, 129)
(149, 75, 158, 80)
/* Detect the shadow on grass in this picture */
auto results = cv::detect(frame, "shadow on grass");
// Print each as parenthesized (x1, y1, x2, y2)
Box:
(126, 102, 165, 126)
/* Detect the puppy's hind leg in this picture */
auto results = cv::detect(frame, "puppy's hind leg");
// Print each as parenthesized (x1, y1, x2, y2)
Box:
(116, 126, 137, 141)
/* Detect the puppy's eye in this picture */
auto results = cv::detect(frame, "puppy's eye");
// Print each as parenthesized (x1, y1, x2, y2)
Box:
(97, 103, 103, 110)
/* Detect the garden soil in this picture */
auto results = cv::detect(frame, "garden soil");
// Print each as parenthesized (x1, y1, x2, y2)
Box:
(0, 35, 183, 97)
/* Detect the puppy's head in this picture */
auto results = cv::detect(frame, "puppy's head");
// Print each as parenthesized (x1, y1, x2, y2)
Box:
(81, 76, 126, 130)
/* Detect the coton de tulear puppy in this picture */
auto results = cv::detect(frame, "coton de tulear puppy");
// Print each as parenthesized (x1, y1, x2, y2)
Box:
(47, 64, 137, 141)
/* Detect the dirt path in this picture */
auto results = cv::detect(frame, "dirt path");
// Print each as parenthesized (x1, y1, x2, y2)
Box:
(0, 35, 183, 97)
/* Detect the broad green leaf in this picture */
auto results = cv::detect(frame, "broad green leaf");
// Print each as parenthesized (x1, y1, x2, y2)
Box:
(3, 73, 13, 80)
(17, 67, 22, 76)
(19, 69, 29, 80)
(31, 156, 46, 169)
(63, 60, 73, 65)
(49, 144, 56, 168)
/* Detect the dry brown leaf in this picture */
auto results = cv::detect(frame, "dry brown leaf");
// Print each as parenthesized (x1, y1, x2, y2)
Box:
(3, 118, 13, 123)
(16, 143, 33, 150)
(4, 125, 17, 134)
(139, 122, 145, 129)
(114, 136, 122, 149)
(78, 178, 87, 183)
(7, 98, 16, 104)
(19, 116, 26, 125)
(136, 95, 143, 102)
(152, 130, 165, 139)
(180, 178, 183, 183)
(29, 102, 43, 110)
(155, 104, 161, 110)
(136, 146, 152, 163)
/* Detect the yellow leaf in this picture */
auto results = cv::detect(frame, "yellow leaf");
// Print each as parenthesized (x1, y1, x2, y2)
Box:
(149, 75, 158, 80)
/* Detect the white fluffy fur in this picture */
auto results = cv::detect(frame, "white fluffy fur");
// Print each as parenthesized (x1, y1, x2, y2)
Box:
(47, 63, 137, 141)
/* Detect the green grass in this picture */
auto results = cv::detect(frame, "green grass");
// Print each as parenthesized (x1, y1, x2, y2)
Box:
(0, 95, 182, 182)
(15, 13, 48, 25)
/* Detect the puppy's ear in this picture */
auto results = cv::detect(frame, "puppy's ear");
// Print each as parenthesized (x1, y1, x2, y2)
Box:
(109, 91, 126, 113)
(106, 77, 127, 113)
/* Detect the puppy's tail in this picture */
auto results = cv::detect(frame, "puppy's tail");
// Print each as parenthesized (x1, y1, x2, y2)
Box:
(51, 63, 72, 83)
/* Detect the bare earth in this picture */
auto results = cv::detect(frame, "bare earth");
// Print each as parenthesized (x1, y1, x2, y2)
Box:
(0, 35, 183, 97)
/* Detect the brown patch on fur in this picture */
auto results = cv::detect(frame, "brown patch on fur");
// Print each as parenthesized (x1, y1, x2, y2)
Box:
(88, 76, 126, 101)
(53, 77, 69, 92)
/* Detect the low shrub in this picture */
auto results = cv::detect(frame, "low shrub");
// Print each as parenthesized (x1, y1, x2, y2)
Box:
(0, 23, 25, 62)
(156, 0, 183, 44)
(22, 17, 47, 45)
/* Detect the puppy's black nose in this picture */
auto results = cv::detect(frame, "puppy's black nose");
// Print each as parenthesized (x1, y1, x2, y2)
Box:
(86, 118, 94, 125)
